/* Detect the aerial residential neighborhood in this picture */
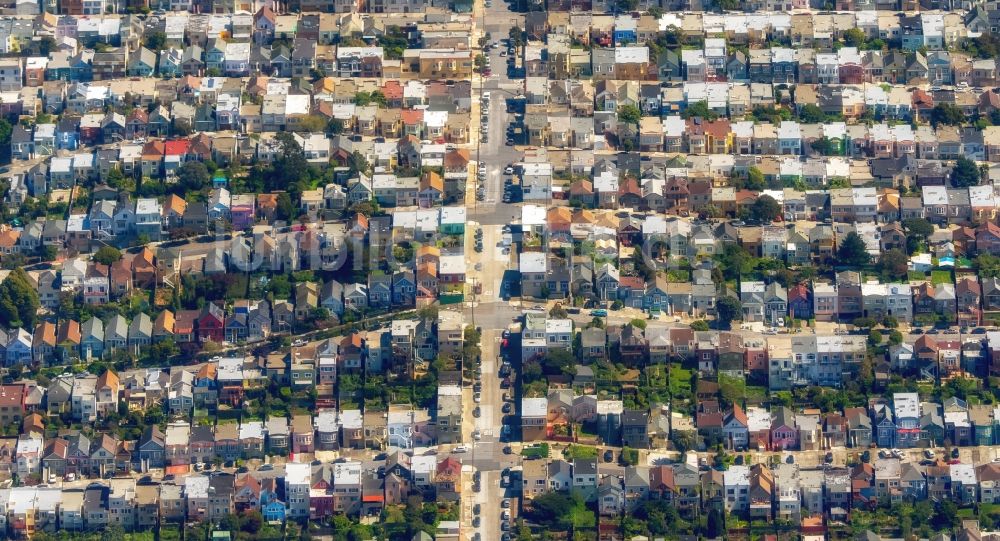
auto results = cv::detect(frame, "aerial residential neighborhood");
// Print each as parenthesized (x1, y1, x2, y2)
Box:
(5, 0, 1000, 538)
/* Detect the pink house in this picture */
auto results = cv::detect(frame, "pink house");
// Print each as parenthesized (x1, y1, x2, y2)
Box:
(230, 194, 256, 230)
(770, 407, 799, 450)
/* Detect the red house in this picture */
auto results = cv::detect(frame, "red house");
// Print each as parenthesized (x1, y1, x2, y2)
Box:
(197, 303, 225, 343)
(309, 465, 334, 519)
(977, 222, 1000, 255)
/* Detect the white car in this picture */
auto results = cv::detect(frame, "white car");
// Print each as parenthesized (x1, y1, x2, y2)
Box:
(454, 446, 468, 453)
(473, 430, 482, 440)
(474, 392, 482, 403)
(504, 166, 514, 174)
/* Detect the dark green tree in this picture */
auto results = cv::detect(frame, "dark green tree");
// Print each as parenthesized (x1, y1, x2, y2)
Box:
(93, 245, 122, 266)
(617, 104, 642, 125)
(716, 296, 742, 329)
(877, 248, 909, 280)
(951, 156, 982, 188)
(749, 194, 782, 223)
(0, 268, 39, 328)
(837, 232, 871, 267)
(797, 103, 827, 123)
(176, 161, 211, 192)
(931, 103, 966, 127)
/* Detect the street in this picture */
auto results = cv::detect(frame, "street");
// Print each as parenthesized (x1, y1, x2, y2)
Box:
(460, 1, 526, 533)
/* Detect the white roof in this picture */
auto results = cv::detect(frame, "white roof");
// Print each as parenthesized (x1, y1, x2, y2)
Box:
(951, 463, 976, 485)
(285, 462, 311, 485)
(893, 393, 919, 419)
(439, 254, 466, 275)
(522, 397, 547, 417)
(520, 252, 546, 273)
(184, 475, 209, 498)
(239, 421, 264, 440)
(724, 465, 750, 487)
(522, 204, 547, 225)
(340, 409, 362, 430)
(545, 319, 573, 334)
(614, 46, 648, 64)
(333, 461, 362, 486)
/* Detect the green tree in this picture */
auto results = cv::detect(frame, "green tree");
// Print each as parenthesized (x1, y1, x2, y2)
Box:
(877, 248, 909, 280)
(706, 509, 724, 538)
(143, 31, 167, 51)
(618, 104, 642, 126)
(176, 161, 210, 193)
(797, 103, 827, 123)
(931, 103, 966, 127)
(276, 192, 295, 221)
(844, 28, 866, 47)
(716, 296, 742, 329)
(951, 156, 982, 188)
(93, 246, 122, 266)
(681, 100, 719, 121)
(749, 194, 782, 223)
(811, 137, 837, 156)
(745, 166, 765, 191)
(0, 268, 39, 328)
(837, 232, 871, 267)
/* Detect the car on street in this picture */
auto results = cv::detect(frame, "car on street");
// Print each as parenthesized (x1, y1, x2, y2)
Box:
(502, 499, 511, 508)
(474, 392, 481, 403)
(473, 517, 481, 528)
(473, 430, 482, 440)
(924, 449, 936, 459)
(502, 402, 512, 413)
(590, 309, 608, 316)
(825, 452, 833, 463)
(473, 406, 481, 417)
(503, 445, 512, 454)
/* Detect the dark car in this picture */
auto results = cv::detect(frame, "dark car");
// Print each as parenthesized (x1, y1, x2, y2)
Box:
(973, 327, 988, 334)
(503, 445, 512, 454)
(604, 449, 614, 462)
(825, 452, 834, 463)
(502, 402, 512, 413)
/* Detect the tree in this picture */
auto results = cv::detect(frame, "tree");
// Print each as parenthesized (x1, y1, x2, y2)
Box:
(749, 194, 782, 223)
(877, 248, 909, 280)
(348, 150, 371, 176)
(931, 103, 966, 127)
(275, 192, 295, 221)
(837, 232, 871, 267)
(716, 296, 742, 329)
(0, 268, 39, 328)
(93, 246, 122, 266)
(745, 167, 765, 191)
(617, 104, 641, 126)
(844, 28, 866, 47)
(176, 161, 210, 193)
(811, 137, 837, 156)
(143, 31, 167, 51)
(951, 156, 982, 188)
(298, 114, 328, 133)
(903, 217, 934, 254)
(681, 100, 719, 121)
(797, 103, 827, 123)
(889, 330, 904, 346)
(706, 509, 724, 538)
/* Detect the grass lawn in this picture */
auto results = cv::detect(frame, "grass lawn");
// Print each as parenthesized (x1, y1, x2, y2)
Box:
(522, 443, 549, 459)
(563, 444, 598, 460)
(931, 270, 953, 285)
(907, 271, 927, 282)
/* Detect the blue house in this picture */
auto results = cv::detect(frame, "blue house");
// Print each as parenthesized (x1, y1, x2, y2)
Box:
(80, 318, 105, 361)
(261, 490, 286, 523)
(613, 16, 637, 45)
(4, 328, 32, 366)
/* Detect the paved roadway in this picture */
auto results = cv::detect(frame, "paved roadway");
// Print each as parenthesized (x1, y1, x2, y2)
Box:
(460, 2, 526, 533)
